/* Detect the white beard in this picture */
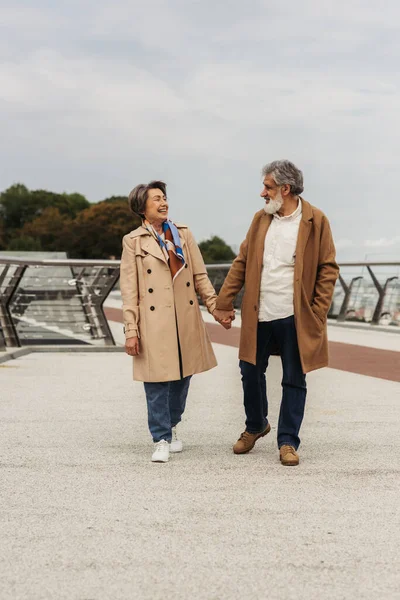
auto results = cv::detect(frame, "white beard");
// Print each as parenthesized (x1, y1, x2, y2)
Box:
(263, 190, 283, 215)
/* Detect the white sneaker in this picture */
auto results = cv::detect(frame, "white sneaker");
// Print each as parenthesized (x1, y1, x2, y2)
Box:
(170, 426, 183, 453)
(151, 440, 170, 463)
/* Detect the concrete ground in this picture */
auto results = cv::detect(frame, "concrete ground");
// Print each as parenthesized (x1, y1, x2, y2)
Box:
(1, 344, 400, 599)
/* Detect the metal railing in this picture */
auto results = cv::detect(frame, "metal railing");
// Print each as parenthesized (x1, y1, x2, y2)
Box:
(0, 257, 399, 349)
(0, 257, 119, 350)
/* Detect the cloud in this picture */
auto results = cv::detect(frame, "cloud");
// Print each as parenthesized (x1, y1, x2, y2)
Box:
(1, 0, 400, 254)
(364, 236, 400, 248)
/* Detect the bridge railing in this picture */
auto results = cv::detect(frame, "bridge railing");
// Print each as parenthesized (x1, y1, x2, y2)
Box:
(0, 257, 399, 349)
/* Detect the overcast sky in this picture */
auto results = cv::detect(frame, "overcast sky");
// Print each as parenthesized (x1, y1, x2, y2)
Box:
(1, 0, 399, 260)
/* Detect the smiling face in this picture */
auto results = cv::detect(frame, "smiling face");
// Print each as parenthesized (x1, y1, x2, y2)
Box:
(143, 188, 169, 224)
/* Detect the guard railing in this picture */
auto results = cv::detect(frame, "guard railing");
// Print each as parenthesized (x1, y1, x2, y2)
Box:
(0, 258, 399, 349)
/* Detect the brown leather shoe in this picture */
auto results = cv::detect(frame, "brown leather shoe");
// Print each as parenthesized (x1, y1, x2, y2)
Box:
(279, 445, 299, 466)
(233, 424, 271, 454)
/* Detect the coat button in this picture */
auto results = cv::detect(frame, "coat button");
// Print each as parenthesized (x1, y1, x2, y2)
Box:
(254, 305, 257, 311)
(147, 269, 152, 274)
(190, 300, 194, 305)
(186, 282, 190, 287)
(185, 264, 188, 268)
(150, 306, 155, 311)
(148, 288, 153, 293)
(143, 250, 148, 255)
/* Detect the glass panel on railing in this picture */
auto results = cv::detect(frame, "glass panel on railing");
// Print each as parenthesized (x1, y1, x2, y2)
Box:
(334, 265, 400, 326)
(7, 264, 119, 346)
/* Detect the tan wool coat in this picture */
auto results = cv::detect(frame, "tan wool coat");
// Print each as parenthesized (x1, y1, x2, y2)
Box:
(120, 224, 218, 382)
(216, 199, 340, 373)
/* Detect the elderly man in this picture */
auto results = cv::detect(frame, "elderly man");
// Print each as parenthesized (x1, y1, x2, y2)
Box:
(214, 160, 339, 466)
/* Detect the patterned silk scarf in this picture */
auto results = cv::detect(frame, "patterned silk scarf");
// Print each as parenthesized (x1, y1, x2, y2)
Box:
(143, 219, 185, 280)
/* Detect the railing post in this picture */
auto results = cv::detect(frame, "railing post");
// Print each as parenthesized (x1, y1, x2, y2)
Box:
(0, 265, 27, 347)
(368, 267, 398, 325)
(96, 267, 121, 346)
(337, 275, 362, 322)
(74, 266, 120, 345)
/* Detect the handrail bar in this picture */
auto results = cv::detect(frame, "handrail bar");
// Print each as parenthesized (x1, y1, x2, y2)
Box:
(0, 257, 399, 268)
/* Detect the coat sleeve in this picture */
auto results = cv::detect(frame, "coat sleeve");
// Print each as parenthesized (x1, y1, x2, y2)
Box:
(194, 274, 217, 314)
(185, 228, 217, 314)
(311, 216, 340, 320)
(120, 235, 140, 340)
(215, 225, 250, 311)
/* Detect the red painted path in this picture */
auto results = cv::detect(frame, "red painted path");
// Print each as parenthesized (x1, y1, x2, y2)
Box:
(104, 307, 400, 383)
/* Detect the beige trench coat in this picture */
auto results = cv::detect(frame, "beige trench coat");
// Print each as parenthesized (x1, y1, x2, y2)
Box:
(216, 199, 339, 373)
(120, 224, 217, 382)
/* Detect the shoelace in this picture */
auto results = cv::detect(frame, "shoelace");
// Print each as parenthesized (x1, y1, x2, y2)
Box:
(281, 445, 295, 456)
(155, 442, 168, 453)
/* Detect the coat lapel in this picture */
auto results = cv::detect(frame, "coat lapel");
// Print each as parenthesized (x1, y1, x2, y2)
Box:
(129, 223, 186, 264)
(294, 199, 313, 280)
(256, 212, 272, 272)
(138, 225, 186, 265)
(141, 235, 168, 264)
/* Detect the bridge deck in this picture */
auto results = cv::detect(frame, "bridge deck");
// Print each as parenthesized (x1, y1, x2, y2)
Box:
(1, 330, 399, 598)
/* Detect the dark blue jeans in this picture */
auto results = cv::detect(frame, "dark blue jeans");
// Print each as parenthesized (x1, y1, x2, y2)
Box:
(239, 316, 307, 450)
(143, 376, 191, 442)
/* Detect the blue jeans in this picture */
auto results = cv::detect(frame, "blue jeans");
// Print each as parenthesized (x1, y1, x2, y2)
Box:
(239, 316, 307, 450)
(144, 376, 192, 442)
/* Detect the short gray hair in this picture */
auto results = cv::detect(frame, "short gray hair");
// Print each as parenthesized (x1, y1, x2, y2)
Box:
(128, 180, 167, 218)
(262, 160, 304, 195)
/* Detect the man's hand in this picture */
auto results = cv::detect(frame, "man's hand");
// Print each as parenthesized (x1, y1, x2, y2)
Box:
(213, 309, 235, 330)
(125, 336, 140, 356)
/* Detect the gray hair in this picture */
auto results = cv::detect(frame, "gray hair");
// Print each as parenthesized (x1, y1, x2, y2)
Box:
(262, 160, 304, 195)
(128, 180, 167, 218)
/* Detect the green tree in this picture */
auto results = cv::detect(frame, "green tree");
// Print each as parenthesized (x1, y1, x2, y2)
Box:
(0, 184, 90, 231)
(0, 184, 31, 229)
(67, 199, 140, 259)
(61, 193, 90, 216)
(8, 236, 42, 251)
(102, 195, 129, 204)
(198, 235, 236, 264)
(21, 207, 72, 252)
(0, 218, 6, 250)
(30, 190, 90, 219)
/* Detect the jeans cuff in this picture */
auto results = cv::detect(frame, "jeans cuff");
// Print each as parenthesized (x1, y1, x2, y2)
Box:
(278, 441, 299, 450)
(247, 421, 269, 434)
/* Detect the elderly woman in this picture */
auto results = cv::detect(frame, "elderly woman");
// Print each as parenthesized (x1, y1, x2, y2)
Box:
(120, 180, 231, 463)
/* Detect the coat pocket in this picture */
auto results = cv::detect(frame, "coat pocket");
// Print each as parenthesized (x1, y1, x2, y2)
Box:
(310, 306, 325, 330)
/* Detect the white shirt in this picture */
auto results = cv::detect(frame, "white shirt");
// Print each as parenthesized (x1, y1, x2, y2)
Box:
(258, 200, 302, 322)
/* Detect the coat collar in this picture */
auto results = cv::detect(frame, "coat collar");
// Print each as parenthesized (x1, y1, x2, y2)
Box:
(128, 222, 188, 238)
(299, 198, 313, 223)
(128, 224, 186, 265)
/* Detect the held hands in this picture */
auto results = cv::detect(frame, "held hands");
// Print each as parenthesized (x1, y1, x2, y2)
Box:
(213, 309, 236, 330)
(125, 336, 140, 356)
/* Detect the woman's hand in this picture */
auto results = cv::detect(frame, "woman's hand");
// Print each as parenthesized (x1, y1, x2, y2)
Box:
(213, 309, 235, 330)
(125, 336, 140, 356)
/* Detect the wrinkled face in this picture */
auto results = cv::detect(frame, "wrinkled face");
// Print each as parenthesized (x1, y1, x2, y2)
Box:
(260, 174, 280, 202)
(144, 188, 169, 222)
(261, 175, 284, 215)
